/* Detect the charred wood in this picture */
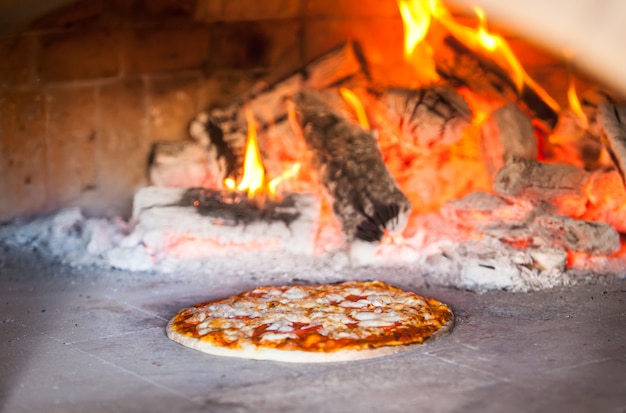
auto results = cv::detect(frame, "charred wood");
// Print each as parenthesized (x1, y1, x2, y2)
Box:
(432, 34, 559, 128)
(293, 89, 411, 243)
(531, 214, 621, 255)
(380, 86, 472, 148)
(189, 41, 369, 181)
(493, 158, 589, 210)
(598, 101, 626, 187)
(131, 186, 320, 255)
(480, 104, 537, 177)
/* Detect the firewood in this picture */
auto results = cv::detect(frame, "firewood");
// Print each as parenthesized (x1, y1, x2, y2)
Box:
(583, 170, 626, 232)
(293, 89, 411, 243)
(189, 41, 369, 180)
(480, 103, 537, 177)
(597, 101, 626, 186)
(493, 158, 589, 203)
(131, 186, 320, 256)
(531, 214, 620, 255)
(431, 33, 559, 128)
(379, 86, 472, 148)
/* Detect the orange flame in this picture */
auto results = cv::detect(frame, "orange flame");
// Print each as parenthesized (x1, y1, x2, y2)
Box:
(339, 88, 370, 130)
(269, 162, 301, 193)
(397, 0, 431, 59)
(397, 0, 560, 113)
(235, 107, 267, 198)
(396, 0, 439, 84)
(567, 76, 589, 128)
(224, 107, 300, 199)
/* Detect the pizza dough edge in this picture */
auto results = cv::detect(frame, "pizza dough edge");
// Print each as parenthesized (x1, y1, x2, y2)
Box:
(165, 311, 455, 363)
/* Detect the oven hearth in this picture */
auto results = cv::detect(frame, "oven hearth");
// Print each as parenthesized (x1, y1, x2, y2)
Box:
(1, 0, 626, 292)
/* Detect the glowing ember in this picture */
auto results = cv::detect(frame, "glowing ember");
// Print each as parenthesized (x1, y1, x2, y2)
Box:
(339, 88, 370, 130)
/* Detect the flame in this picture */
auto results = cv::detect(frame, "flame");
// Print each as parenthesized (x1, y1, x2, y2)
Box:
(224, 106, 300, 199)
(269, 162, 301, 193)
(567, 76, 589, 128)
(339, 88, 370, 130)
(396, 0, 560, 113)
(397, 0, 431, 59)
(235, 107, 267, 198)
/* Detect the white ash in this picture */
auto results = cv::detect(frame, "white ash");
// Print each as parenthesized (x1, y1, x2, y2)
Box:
(0, 190, 624, 293)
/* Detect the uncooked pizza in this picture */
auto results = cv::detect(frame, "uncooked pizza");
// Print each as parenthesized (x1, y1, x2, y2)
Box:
(167, 280, 454, 362)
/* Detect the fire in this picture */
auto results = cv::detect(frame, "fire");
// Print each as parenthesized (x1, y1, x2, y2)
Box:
(397, 0, 431, 58)
(235, 107, 267, 198)
(567, 76, 589, 128)
(225, 106, 300, 199)
(396, 0, 560, 114)
(396, 0, 439, 84)
(269, 163, 301, 193)
(339, 88, 370, 130)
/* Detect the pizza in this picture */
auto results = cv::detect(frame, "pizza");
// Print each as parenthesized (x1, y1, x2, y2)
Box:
(166, 280, 454, 363)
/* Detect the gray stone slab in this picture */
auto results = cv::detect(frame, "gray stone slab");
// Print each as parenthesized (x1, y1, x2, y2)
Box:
(1, 247, 625, 412)
(202, 351, 500, 413)
(447, 359, 626, 413)
(2, 291, 165, 344)
(429, 317, 626, 381)
(72, 326, 305, 398)
(0, 320, 204, 413)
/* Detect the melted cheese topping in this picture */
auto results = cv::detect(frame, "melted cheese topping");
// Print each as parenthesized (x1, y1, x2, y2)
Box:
(170, 281, 453, 353)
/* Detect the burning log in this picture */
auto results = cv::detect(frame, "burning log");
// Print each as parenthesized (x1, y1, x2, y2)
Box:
(379, 86, 472, 148)
(583, 170, 626, 233)
(493, 157, 589, 217)
(531, 215, 620, 255)
(293, 89, 411, 243)
(597, 101, 626, 186)
(130, 186, 320, 256)
(188, 41, 369, 181)
(431, 34, 559, 128)
(480, 104, 537, 177)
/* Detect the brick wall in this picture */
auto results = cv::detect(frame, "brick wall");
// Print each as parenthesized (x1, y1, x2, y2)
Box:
(0, 0, 581, 220)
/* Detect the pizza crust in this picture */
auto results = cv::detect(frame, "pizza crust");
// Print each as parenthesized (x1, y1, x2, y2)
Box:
(166, 281, 454, 363)
(166, 314, 454, 363)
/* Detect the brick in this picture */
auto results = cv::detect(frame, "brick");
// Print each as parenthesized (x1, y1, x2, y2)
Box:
(148, 74, 200, 142)
(32, 0, 105, 30)
(304, 18, 404, 67)
(0, 91, 48, 220)
(193, 0, 222, 22)
(113, 0, 196, 17)
(143, 0, 196, 16)
(221, 0, 301, 21)
(125, 27, 209, 74)
(39, 29, 121, 82)
(46, 87, 98, 210)
(97, 78, 150, 217)
(0, 35, 34, 88)
(199, 69, 268, 109)
(195, 0, 302, 22)
(304, 0, 399, 18)
(211, 21, 301, 69)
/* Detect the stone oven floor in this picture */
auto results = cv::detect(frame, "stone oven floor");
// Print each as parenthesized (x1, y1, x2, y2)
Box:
(1, 247, 625, 413)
